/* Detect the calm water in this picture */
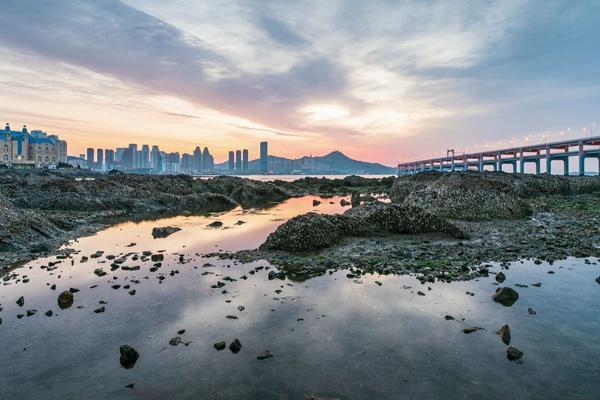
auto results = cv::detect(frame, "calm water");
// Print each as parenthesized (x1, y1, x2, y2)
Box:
(0, 196, 599, 399)
(195, 174, 395, 182)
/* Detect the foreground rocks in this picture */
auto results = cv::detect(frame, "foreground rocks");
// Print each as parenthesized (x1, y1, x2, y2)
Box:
(151, 226, 181, 239)
(119, 345, 139, 369)
(261, 203, 467, 252)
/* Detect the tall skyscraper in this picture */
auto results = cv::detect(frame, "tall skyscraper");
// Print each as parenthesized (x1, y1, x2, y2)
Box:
(151, 145, 162, 172)
(105, 149, 115, 170)
(202, 147, 213, 171)
(58, 140, 67, 163)
(136, 150, 143, 168)
(128, 144, 137, 169)
(242, 149, 249, 171)
(228, 151, 235, 171)
(260, 141, 268, 173)
(141, 145, 150, 169)
(86, 148, 95, 169)
(193, 146, 202, 172)
(235, 150, 242, 171)
(96, 148, 104, 169)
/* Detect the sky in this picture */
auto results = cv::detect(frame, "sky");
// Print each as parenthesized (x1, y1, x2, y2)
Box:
(0, 0, 599, 165)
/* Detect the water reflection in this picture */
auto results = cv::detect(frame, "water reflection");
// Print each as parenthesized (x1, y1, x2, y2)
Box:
(0, 195, 599, 400)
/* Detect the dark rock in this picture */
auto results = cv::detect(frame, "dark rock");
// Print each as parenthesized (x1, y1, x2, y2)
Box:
(45, 310, 53, 317)
(444, 315, 455, 320)
(208, 221, 223, 228)
(57, 291, 74, 309)
(528, 307, 537, 315)
(119, 345, 139, 369)
(497, 324, 511, 345)
(128, 290, 136, 296)
(16, 296, 24, 307)
(463, 327, 483, 334)
(596, 275, 600, 285)
(69, 288, 80, 293)
(506, 346, 523, 361)
(213, 341, 226, 351)
(257, 350, 273, 360)
(312, 199, 321, 206)
(26, 309, 37, 317)
(169, 337, 183, 346)
(417, 291, 426, 296)
(151, 254, 164, 262)
(495, 272, 506, 283)
(177, 329, 186, 335)
(229, 338, 242, 353)
(94, 306, 105, 313)
(93, 268, 106, 277)
(492, 287, 519, 307)
(152, 226, 181, 239)
(340, 199, 351, 207)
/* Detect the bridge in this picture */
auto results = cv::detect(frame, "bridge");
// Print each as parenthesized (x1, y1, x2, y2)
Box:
(398, 136, 600, 176)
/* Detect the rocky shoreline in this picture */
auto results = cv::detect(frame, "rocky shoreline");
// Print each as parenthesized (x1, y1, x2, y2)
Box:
(0, 170, 393, 269)
(207, 172, 600, 282)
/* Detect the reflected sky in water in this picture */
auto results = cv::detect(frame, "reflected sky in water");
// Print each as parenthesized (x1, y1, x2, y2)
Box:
(0, 195, 599, 399)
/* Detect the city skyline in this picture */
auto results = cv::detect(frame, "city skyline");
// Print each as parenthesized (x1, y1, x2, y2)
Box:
(1, 1, 599, 165)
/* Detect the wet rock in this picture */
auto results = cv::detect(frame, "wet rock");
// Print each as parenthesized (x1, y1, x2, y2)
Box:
(444, 315, 455, 320)
(340, 199, 351, 207)
(94, 306, 105, 313)
(16, 296, 24, 307)
(268, 270, 286, 280)
(531, 282, 542, 287)
(237, 306, 245, 312)
(93, 268, 106, 277)
(312, 199, 321, 206)
(492, 287, 519, 307)
(151, 226, 181, 239)
(119, 345, 139, 369)
(150, 254, 164, 262)
(497, 324, 511, 345)
(463, 327, 483, 334)
(45, 310, 53, 317)
(506, 346, 523, 361)
(528, 307, 537, 315)
(229, 338, 242, 353)
(596, 275, 600, 285)
(50, 284, 56, 290)
(226, 315, 238, 319)
(495, 272, 506, 283)
(57, 291, 74, 309)
(235, 220, 246, 225)
(257, 350, 273, 360)
(374, 281, 382, 286)
(417, 291, 426, 296)
(128, 290, 136, 296)
(125, 384, 134, 389)
(213, 341, 226, 351)
(26, 309, 37, 317)
(208, 221, 223, 228)
(177, 329, 186, 335)
(69, 288, 80, 293)
(169, 337, 183, 346)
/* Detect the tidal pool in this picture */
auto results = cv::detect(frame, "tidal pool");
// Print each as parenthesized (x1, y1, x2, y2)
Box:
(0, 196, 599, 399)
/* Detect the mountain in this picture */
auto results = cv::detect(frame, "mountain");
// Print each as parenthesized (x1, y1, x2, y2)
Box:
(216, 150, 396, 175)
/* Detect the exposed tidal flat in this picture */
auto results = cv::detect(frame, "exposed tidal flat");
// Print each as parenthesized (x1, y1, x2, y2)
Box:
(0, 170, 600, 399)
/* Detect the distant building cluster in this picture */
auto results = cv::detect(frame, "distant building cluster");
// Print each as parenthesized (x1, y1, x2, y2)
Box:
(0, 123, 67, 168)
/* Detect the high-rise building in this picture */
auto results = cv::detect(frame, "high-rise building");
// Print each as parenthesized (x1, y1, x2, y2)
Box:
(150, 145, 162, 172)
(86, 148, 95, 169)
(128, 144, 137, 169)
(58, 140, 68, 164)
(242, 149, 249, 171)
(181, 153, 193, 172)
(141, 145, 150, 169)
(235, 150, 242, 171)
(193, 146, 202, 172)
(96, 148, 104, 169)
(260, 141, 268, 173)
(121, 148, 133, 169)
(136, 150, 143, 169)
(115, 147, 127, 162)
(105, 149, 115, 170)
(228, 151, 235, 171)
(202, 147, 213, 171)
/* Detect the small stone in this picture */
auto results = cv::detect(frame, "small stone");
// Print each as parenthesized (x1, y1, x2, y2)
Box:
(125, 384, 134, 389)
(226, 315, 238, 319)
(45, 310, 53, 317)
(93, 268, 106, 277)
(213, 341, 226, 351)
(497, 324, 511, 345)
(50, 284, 56, 290)
(312, 199, 321, 206)
(492, 287, 519, 307)
(257, 350, 273, 360)
(16, 296, 24, 307)
(506, 346, 523, 361)
(57, 291, 74, 309)
(374, 281, 382, 286)
(229, 338, 242, 353)
(94, 306, 105, 313)
(495, 272, 506, 283)
(119, 345, 139, 369)
(169, 337, 183, 346)
(208, 221, 223, 228)
(26, 309, 37, 317)
(151, 254, 164, 262)
(417, 291, 425, 296)
(463, 327, 483, 334)
(444, 315, 455, 320)
(128, 290, 136, 296)
(177, 329, 186, 335)
(531, 282, 542, 287)
(595, 276, 600, 285)
(151, 226, 181, 239)
(528, 307, 537, 315)
(237, 306, 245, 312)
(69, 288, 80, 293)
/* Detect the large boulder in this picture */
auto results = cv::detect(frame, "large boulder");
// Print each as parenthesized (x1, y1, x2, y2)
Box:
(260, 212, 343, 251)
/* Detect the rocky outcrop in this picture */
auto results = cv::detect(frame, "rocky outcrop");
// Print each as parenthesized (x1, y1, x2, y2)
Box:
(390, 171, 600, 221)
(151, 226, 181, 238)
(260, 203, 467, 252)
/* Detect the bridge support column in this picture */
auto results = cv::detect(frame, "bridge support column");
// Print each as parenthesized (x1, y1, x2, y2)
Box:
(563, 157, 570, 176)
(545, 145, 551, 175)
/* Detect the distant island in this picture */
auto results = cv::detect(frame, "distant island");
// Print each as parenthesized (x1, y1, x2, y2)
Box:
(216, 150, 396, 175)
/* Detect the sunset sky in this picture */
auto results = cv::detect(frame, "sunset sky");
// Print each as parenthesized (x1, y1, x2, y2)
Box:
(1, 0, 599, 165)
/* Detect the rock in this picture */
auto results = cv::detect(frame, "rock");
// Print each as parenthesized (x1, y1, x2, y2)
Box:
(312, 199, 321, 206)
(125, 384, 134, 389)
(128, 289, 136, 296)
(229, 338, 242, 353)
(492, 287, 519, 307)
(119, 345, 139, 369)
(94, 306, 105, 313)
(528, 307, 537, 315)
(150, 254, 164, 262)
(237, 306, 245, 312)
(213, 341, 226, 351)
(506, 346, 523, 361)
(50, 284, 56, 290)
(374, 281, 382, 286)
(235, 220, 246, 225)
(417, 291, 426, 296)
(57, 291, 74, 309)
(93, 268, 106, 277)
(463, 327, 483, 334)
(497, 324, 511, 345)
(16, 296, 24, 307)
(444, 315, 455, 320)
(257, 350, 274, 360)
(45, 310, 53, 317)
(26, 309, 37, 317)
(208, 221, 223, 228)
(152, 226, 181, 239)
(177, 329, 186, 335)
(169, 337, 183, 346)
(596, 275, 600, 285)
(69, 288, 80, 293)
(268, 270, 285, 280)
(340, 199, 351, 207)
(495, 272, 506, 283)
